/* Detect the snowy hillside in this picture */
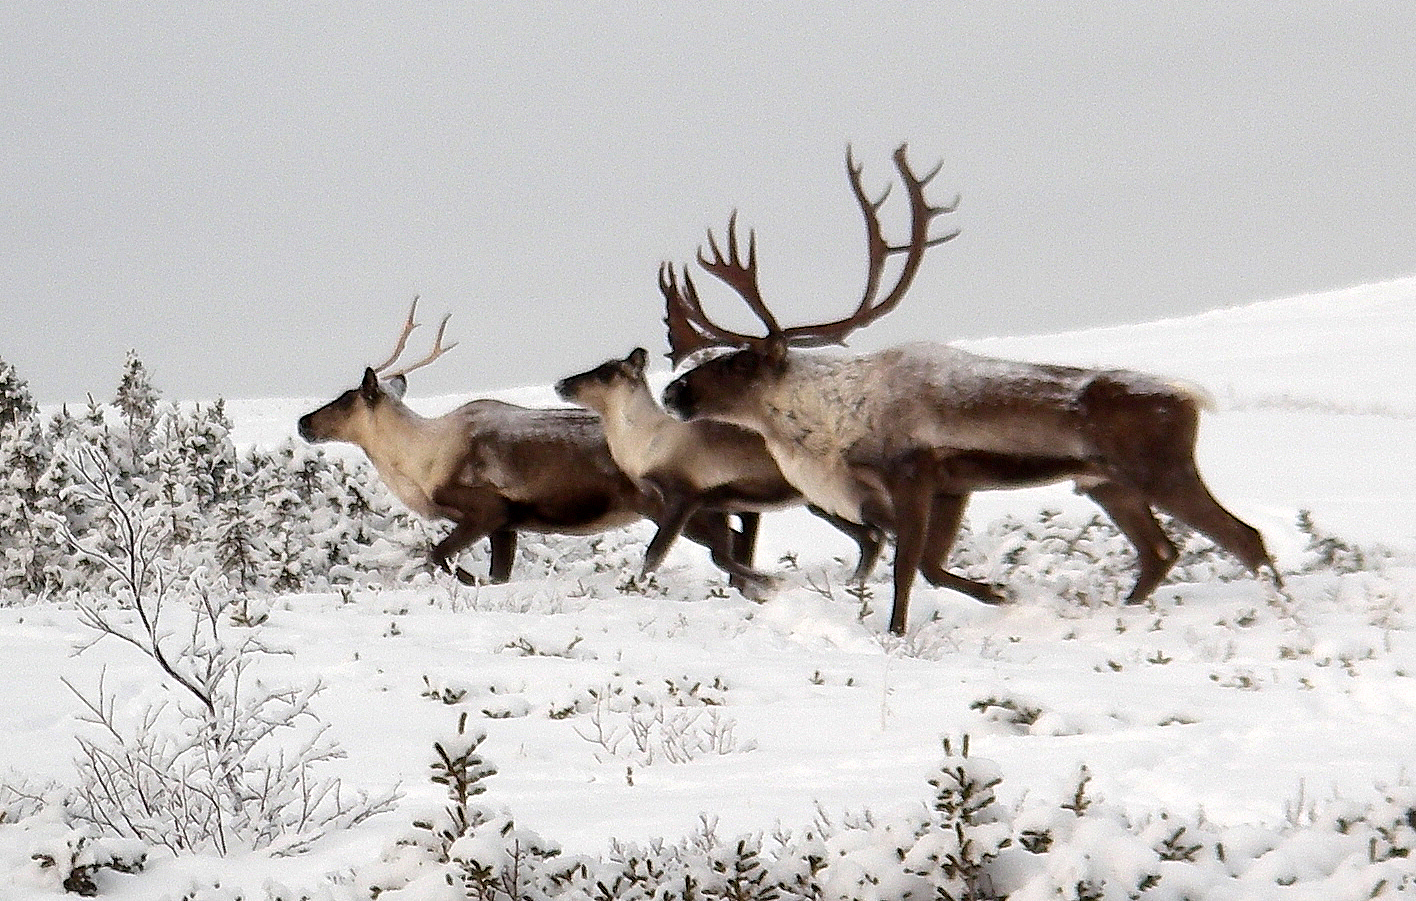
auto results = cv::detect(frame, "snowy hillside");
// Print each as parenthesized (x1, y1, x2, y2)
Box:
(968, 275, 1416, 417)
(2, 280, 1414, 899)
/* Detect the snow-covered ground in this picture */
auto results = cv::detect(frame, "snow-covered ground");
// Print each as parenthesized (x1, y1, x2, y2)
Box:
(3, 277, 1415, 898)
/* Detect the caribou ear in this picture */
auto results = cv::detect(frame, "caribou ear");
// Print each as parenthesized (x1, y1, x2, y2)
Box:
(361, 367, 382, 400)
(386, 374, 408, 400)
(626, 347, 648, 374)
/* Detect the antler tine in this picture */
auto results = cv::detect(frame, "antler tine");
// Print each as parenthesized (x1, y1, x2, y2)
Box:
(842, 144, 893, 325)
(372, 296, 422, 373)
(384, 312, 460, 379)
(662, 262, 713, 365)
(697, 211, 782, 338)
(780, 143, 959, 348)
(892, 143, 961, 246)
(661, 261, 761, 364)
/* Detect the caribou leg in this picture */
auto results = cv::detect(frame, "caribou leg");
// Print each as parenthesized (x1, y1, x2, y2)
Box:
(431, 486, 512, 585)
(731, 512, 761, 572)
(918, 493, 1007, 604)
(883, 458, 938, 635)
(487, 529, 518, 583)
(1084, 482, 1179, 604)
(432, 519, 493, 585)
(646, 499, 774, 590)
(806, 505, 884, 583)
(1150, 468, 1277, 583)
(727, 512, 762, 592)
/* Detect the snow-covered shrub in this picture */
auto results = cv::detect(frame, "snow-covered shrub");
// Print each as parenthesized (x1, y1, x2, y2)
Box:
(358, 726, 1416, 901)
(10, 819, 145, 897)
(0, 415, 58, 601)
(1293, 508, 1375, 575)
(948, 508, 1254, 606)
(0, 356, 38, 430)
(570, 675, 755, 767)
(0, 777, 61, 826)
(365, 713, 583, 900)
(66, 660, 397, 856)
(54, 439, 397, 855)
(0, 354, 451, 605)
(905, 736, 1012, 901)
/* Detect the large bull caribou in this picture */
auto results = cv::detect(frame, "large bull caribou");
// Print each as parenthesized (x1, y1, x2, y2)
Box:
(661, 145, 1277, 634)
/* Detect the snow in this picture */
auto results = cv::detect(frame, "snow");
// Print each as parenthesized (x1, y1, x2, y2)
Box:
(3, 278, 1416, 898)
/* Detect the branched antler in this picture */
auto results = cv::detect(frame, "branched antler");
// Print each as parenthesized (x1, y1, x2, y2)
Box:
(662, 144, 958, 358)
(661, 262, 761, 365)
(373, 297, 460, 378)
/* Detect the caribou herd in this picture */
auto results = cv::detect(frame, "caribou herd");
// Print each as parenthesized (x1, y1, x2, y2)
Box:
(299, 145, 1277, 635)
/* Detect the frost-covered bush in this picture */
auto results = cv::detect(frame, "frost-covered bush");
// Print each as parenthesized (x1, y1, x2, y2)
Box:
(6, 819, 146, 897)
(567, 674, 756, 767)
(358, 729, 1416, 901)
(1293, 509, 1378, 575)
(943, 508, 1259, 606)
(363, 713, 582, 899)
(48, 438, 399, 857)
(0, 354, 443, 606)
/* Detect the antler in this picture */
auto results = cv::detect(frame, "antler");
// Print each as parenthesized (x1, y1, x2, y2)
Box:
(673, 144, 958, 354)
(777, 143, 959, 347)
(696, 211, 783, 339)
(374, 297, 460, 378)
(661, 262, 765, 365)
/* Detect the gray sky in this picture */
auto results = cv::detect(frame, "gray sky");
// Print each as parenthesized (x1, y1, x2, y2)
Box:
(5, 3, 1415, 405)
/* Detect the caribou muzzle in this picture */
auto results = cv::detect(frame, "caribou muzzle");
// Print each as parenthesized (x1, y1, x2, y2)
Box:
(296, 412, 321, 443)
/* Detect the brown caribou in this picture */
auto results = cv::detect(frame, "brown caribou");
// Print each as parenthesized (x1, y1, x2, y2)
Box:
(297, 300, 751, 585)
(554, 339, 882, 588)
(661, 145, 1277, 634)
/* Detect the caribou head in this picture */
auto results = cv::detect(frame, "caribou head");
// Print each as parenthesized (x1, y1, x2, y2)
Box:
(662, 143, 957, 425)
(297, 297, 459, 446)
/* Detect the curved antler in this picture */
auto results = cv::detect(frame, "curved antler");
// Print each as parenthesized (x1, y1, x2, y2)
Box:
(673, 144, 958, 354)
(696, 211, 782, 338)
(372, 297, 422, 373)
(374, 297, 460, 378)
(661, 262, 771, 365)
(778, 143, 959, 348)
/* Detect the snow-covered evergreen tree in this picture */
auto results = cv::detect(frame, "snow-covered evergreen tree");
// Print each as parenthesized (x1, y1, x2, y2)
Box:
(0, 357, 38, 431)
(0, 352, 445, 603)
(113, 350, 160, 459)
(0, 415, 55, 599)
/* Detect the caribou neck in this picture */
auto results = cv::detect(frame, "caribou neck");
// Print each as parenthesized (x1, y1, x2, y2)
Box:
(356, 400, 464, 518)
(595, 383, 677, 480)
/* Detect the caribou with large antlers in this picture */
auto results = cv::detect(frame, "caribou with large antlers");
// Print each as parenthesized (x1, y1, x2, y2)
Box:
(298, 300, 750, 584)
(662, 145, 1277, 634)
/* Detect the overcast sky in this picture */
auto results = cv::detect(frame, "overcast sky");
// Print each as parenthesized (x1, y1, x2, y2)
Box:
(5, 3, 1415, 405)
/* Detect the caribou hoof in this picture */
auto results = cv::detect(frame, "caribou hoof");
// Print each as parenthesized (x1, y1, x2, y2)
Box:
(968, 583, 1013, 606)
(922, 567, 1008, 605)
(731, 573, 778, 602)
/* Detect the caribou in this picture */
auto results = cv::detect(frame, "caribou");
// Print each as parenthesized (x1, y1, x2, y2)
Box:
(661, 145, 1277, 634)
(554, 340, 882, 589)
(297, 300, 751, 585)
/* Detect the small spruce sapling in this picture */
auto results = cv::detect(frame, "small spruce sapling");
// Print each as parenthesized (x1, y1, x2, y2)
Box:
(909, 735, 1010, 901)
